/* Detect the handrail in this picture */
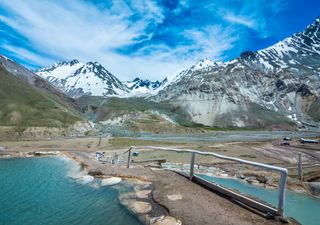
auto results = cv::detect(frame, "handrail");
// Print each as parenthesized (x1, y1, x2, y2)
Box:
(126, 146, 288, 217)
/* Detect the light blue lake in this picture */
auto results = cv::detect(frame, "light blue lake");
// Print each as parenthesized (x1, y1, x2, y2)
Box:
(0, 157, 142, 225)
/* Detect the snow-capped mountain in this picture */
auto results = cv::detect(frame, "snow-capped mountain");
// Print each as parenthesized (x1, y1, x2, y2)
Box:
(162, 59, 222, 86)
(36, 60, 129, 98)
(154, 17, 320, 128)
(123, 77, 166, 95)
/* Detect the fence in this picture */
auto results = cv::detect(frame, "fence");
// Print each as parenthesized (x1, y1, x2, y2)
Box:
(286, 152, 320, 181)
(124, 146, 288, 217)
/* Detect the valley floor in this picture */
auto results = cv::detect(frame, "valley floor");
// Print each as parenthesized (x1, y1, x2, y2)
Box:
(1, 133, 319, 225)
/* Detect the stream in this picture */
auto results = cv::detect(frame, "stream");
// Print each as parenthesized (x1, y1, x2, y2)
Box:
(198, 174, 320, 225)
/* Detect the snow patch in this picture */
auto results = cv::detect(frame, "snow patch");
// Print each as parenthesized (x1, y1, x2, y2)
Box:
(287, 114, 297, 121)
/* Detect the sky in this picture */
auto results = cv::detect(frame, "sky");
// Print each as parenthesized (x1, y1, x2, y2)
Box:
(0, 0, 319, 80)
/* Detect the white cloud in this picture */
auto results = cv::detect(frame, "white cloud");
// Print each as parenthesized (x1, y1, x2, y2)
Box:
(0, 0, 236, 80)
(183, 26, 236, 61)
(223, 14, 256, 29)
(219, 0, 286, 37)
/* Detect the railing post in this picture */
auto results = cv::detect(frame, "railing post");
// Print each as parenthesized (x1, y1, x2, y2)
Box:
(98, 137, 102, 146)
(277, 170, 288, 217)
(190, 152, 196, 181)
(98, 133, 102, 146)
(298, 153, 303, 182)
(127, 148, 132, 168)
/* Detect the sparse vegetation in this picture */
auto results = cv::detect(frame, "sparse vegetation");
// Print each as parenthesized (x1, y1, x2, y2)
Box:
(308, 98, 320, 121)
(77, 96, 287, 132)
(108, 137, 181, 149)
(0, 66, 81, 128)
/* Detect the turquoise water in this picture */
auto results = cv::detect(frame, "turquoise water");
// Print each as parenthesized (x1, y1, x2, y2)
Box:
(198, 174, 320, 225)
(0, 157, 142, 225)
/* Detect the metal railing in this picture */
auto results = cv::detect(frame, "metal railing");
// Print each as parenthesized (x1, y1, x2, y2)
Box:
(125, 146, 288, 217)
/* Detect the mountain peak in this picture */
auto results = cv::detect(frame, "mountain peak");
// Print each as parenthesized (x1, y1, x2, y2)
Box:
(36, 60, 129, 98)
(302, 17, 320, 40)
(240, 51, 257, 60)
(69, 59, 80, 65)
(192, 59, 215, 69)
(57, 59, 80, 66)
(122, 77, 167, 96)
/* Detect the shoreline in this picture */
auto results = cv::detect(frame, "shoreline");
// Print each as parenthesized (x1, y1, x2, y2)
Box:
(0, 150, 303, 225)
(1, 150, 313, 193)
(0, 151, 181, 225)
(1, 149, 319, 196)
(62, 151, 182, 225)
(1, 150, 318, 198)
(3, 132, 318, 225)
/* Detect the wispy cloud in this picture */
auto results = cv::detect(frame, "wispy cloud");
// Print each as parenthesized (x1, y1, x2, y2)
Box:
(218, 0, 287, 36)
(223, 14, 256, 29)
(0, 0, 171, 79)
(0, 0, 301, 80)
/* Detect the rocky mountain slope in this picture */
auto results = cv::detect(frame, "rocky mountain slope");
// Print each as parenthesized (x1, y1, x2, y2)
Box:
(36, 60, 129, 98)
(153, 18, 320, 128)
(0, 54, 82, 128)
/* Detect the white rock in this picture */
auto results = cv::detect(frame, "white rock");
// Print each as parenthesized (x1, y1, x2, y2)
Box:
(167, 194, 182, 201)
(136, 190, 151, 199)
(80, 175, 94, 184)
(152, 216, 182, 225)
(101, 177, 122, 186)
(130, 201, 152, 214)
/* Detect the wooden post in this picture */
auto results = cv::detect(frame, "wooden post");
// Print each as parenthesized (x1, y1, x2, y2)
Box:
(127, 148, 132, 168)
(114, 153, 118, 164)
(98, 137, 102, 146)
(98, 132, 102, 146)
(112, 152, 115, 164)
(298, 153, 303, 182)
(190, 152, 196, 181)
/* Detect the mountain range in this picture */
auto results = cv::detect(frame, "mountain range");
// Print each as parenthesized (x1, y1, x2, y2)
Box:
(36, 61, 170, 97)
(2, 17, 320, 131)
(35, 58, 217, 98)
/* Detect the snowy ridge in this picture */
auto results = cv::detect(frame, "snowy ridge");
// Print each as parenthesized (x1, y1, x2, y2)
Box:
(255, 17, 320, 72)
(161, 58, 221, 88)
(123, 77, 166, 96)
(37, 60, 129, 98)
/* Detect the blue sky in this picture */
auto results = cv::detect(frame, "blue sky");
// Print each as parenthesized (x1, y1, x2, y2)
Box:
(0, 0, 319, 80)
